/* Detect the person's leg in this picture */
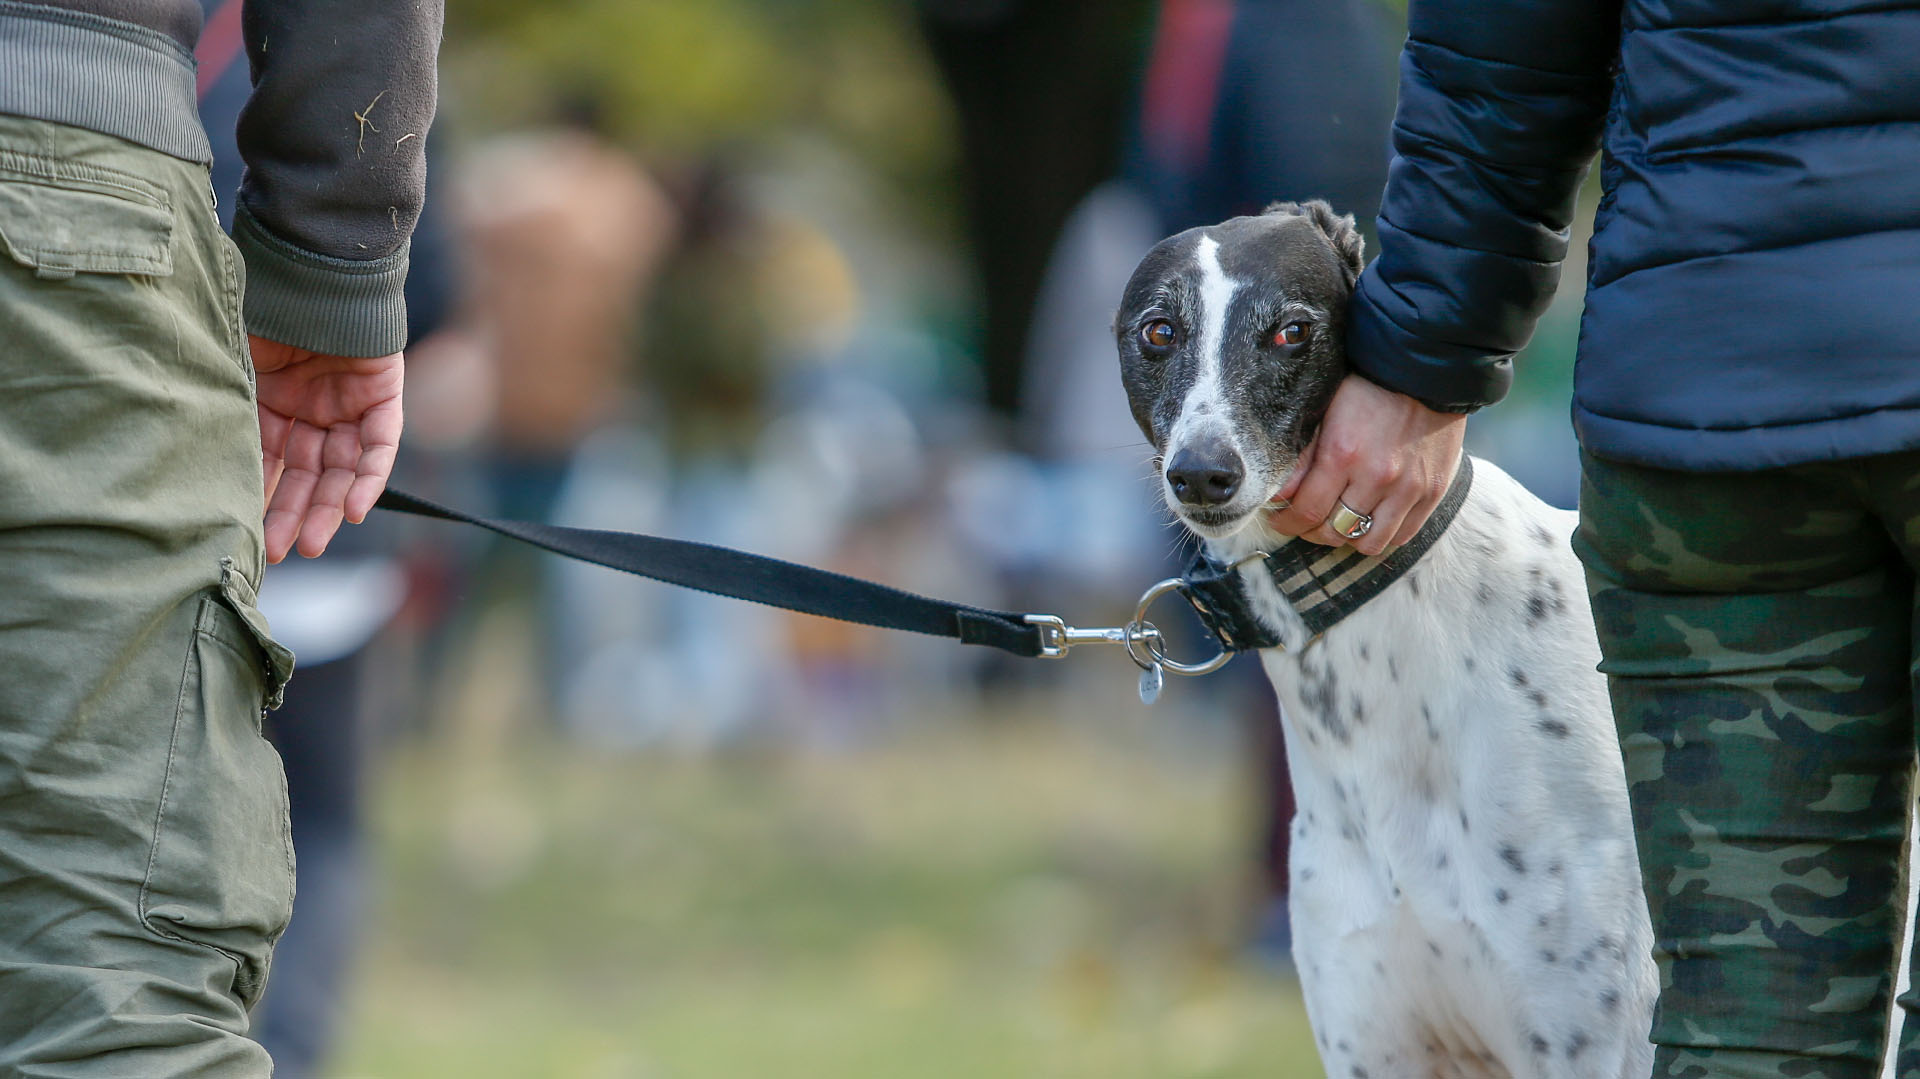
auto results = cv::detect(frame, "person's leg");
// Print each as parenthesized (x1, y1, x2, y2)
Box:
(1577, 453, 1914, 1079)
(252, 651, 368, 1079)
(0, 117, 294, 1076)
(1856, 450, 1920, 1076)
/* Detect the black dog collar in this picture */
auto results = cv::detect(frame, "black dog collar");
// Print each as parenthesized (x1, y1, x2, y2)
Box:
(1181, 455, 1475, 652)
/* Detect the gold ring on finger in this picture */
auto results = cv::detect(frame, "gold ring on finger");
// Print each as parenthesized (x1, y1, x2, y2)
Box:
(1328, 501, 1373, 541)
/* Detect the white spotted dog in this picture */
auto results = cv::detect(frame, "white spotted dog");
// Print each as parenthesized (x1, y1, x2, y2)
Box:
(1114, 202, 1656, 1079)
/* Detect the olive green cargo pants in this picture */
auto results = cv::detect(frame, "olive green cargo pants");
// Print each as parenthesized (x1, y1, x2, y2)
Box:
(0, 116, 294, 1077)
(1578, 451, 1920, 1079)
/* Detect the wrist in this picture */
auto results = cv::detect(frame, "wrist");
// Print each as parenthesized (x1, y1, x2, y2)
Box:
(233, 207, 411, 358)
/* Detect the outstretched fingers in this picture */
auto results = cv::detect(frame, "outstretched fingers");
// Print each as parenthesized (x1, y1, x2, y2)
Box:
(259, 404, 292, 508)
(344, 393, 402, 525)
(263, 417, 382, 563)
(251, 341, 406, 561)
(263, 419, 325, 563)
(291, 422, 364, 559)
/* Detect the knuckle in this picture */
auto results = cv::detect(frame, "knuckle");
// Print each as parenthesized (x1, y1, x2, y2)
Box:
(1322, 441, 1360, 469)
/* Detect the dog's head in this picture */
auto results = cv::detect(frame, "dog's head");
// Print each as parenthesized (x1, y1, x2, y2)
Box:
(1115, 200, 1364, 542)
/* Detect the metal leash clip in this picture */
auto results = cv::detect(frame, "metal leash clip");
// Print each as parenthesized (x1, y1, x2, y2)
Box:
(1024, 561, 1249, 704)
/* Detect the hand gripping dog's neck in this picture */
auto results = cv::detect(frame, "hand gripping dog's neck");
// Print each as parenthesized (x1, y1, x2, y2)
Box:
(1182, 455, 1474, 654)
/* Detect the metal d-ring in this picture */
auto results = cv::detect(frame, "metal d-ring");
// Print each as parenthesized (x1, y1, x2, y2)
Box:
(1021, 565, 1247, 682)
(1130, 577, 1234, 676)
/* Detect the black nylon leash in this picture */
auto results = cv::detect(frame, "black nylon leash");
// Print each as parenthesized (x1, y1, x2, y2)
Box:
(373, 488, 1047, 658)
(374, 455, 1474, 682)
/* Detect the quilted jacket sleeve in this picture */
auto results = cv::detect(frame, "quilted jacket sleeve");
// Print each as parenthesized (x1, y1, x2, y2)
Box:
(1345, 0, 1622, 412)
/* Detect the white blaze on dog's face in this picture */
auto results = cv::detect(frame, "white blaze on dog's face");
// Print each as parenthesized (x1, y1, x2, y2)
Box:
(1114, 201, 1365, 540)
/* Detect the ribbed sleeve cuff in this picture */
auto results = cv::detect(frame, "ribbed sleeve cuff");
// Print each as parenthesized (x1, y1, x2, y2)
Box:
(0, 0, 211, 163)
(1346, 274, 1512, 414)
(233, 206, 410, 358)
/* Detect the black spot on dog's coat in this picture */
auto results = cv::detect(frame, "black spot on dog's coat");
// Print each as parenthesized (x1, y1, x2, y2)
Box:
(1500, 845, 1527, 874)
(1538, 718, 1570, 738)
(1301, 667, 1349, 744)
(1526, 595, 1547, 622)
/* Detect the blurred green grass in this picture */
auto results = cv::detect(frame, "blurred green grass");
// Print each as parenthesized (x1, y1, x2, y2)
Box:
(326, 695, 1321, 1078)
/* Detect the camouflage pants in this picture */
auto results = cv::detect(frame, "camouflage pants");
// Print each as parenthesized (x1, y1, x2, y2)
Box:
(1577, 451, 1920, 1079)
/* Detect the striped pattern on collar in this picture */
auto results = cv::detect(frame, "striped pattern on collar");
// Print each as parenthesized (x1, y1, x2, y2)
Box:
(1182, 455, 1474, 651)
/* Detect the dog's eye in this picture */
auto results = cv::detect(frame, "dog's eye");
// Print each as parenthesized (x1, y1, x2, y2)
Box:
(1140, 320, 1177, 352)
(1274, 322, 1311, 348)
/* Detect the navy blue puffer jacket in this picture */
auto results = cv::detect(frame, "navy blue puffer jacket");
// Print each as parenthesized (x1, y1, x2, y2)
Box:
(1346, 0, 1920, 471)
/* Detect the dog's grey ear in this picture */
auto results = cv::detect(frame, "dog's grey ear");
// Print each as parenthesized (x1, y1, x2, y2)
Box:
(1264, 199, 1365, 285)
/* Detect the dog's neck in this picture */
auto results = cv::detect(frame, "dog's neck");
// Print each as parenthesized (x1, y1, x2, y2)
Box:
(1187, 455, 1474, 653)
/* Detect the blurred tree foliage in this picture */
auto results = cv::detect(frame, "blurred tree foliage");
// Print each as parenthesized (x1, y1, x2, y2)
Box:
(443, 0, 959, 194)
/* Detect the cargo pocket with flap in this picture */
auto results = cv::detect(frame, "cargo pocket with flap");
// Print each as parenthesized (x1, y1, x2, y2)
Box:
(0, 148, 173, 280)
(141, 560, 297, 1009)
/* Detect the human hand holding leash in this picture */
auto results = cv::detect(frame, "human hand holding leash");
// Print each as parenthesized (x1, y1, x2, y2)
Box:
(252, 336, 405, 563)
(1267, 374, 1466, 557)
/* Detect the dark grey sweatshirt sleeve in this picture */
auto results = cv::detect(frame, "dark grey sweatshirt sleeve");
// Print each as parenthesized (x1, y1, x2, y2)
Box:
(231, 0, 442, 358)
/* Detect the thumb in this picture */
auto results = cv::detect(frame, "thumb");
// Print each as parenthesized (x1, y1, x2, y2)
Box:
(247, 334, 303, 374)
(1278, 437, 1319, 502)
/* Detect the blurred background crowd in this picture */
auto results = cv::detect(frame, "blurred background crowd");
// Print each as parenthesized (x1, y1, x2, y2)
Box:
(208, 0, 1597, 1075)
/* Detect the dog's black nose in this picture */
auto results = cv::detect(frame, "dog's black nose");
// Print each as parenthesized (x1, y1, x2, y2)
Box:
(1166, 441, 1244, 507)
